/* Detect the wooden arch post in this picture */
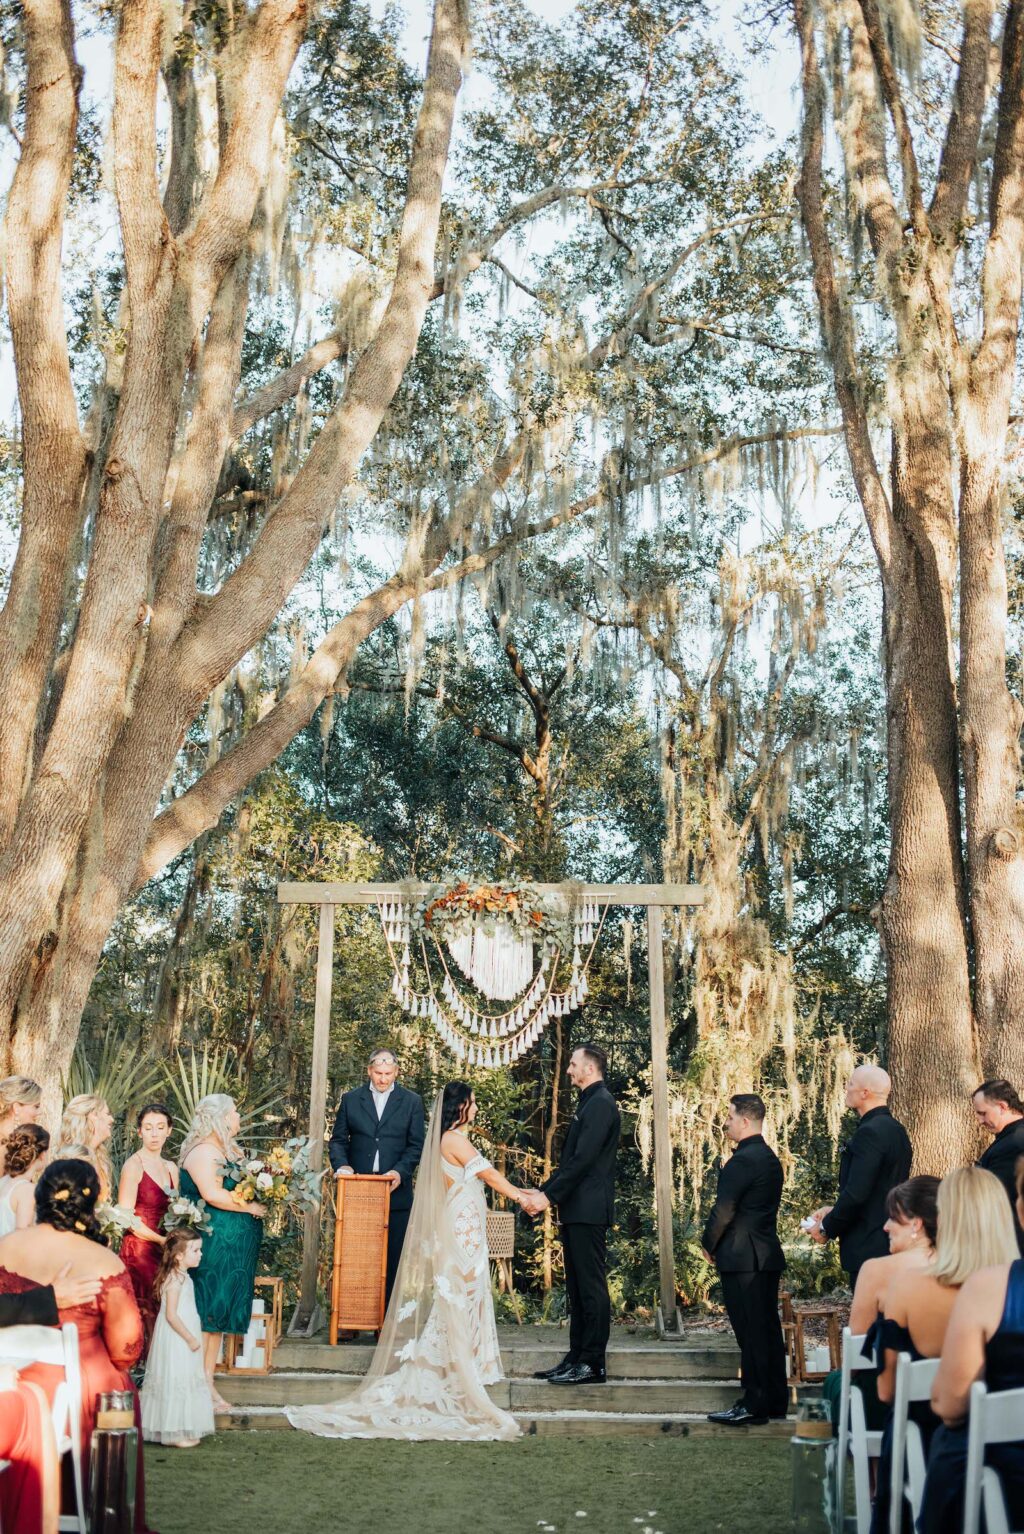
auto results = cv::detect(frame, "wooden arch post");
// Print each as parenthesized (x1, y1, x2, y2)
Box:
(279, 881, 704, 1337)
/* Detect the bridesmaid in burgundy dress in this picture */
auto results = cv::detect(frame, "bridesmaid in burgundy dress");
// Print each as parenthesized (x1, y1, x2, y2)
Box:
(118, 1103, 178, 1356)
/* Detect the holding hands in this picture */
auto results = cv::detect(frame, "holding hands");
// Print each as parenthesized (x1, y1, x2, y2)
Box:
(802, 1204, 832, 1245)
(517, 1189, 550, 1217)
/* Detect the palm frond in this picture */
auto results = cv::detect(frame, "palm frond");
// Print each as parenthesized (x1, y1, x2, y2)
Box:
(162, 1045, 283, 1145)
(64, 1022, 164, 1118)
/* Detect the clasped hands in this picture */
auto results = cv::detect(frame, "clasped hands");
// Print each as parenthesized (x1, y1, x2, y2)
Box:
(516, 1188, 549, 1217)
(803, 1204, 832, 1245)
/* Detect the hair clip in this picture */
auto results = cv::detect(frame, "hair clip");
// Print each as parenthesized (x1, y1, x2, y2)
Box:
(53, 1189, 70, 1201)
(74, 1220, 86, 1231)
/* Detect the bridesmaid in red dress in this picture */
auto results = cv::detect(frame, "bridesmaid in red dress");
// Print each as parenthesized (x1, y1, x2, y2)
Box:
(0, 1158, 157, 1533)
(118, 1104, 178, 1355)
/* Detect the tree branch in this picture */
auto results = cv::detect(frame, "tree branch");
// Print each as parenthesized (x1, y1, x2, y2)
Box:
(929, 0, 995, 251)
(0, 0, 88, 848)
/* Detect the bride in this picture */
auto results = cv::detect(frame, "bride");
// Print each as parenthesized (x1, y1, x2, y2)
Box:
(286, 1081, 532, 1441)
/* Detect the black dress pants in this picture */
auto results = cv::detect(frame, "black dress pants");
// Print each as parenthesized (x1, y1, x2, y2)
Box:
(719, 1269, 788, 1417)
(561, 1222, 610, 1368)
(385, 1206, 410, 1308)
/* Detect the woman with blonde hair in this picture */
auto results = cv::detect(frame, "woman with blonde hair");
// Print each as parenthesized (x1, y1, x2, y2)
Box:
(869, 1166, 1019, 1532)
(53, 1095, 114, 1202)
(923, 1161, 1024, 1531)
(0, 1076, 42, 1174)
(178, 1095, 265, 1413)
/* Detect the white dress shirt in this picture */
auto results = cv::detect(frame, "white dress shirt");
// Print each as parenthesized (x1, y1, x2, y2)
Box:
(370, 1083, 395, 1172)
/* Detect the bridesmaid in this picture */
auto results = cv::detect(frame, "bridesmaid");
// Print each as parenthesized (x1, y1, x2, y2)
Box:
(178, 1094, 265, 1412)
(119, 1103, 178, 1355)
(54, 1093, 114, 1201)
(0, 1126, 51, 1234)
(0, 1076, 42, 1174)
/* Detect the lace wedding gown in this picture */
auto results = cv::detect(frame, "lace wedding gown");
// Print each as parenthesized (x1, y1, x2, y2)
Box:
(286, 1101, 519, 1442)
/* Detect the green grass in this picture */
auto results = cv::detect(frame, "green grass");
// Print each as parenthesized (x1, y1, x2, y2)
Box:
(145, 1434, 794, 1534)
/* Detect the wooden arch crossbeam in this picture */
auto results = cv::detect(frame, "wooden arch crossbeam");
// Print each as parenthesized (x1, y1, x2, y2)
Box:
(277, 880, 705, 1337)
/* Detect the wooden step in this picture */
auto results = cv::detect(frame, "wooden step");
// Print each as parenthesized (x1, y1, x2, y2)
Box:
(221, 1371, 743, 1413)
(273, 1337, 740, 1380)
(215, 1404, 792, 1438)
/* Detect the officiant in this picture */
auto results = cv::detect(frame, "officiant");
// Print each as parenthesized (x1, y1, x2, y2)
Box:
(329, 1049, 426, 1304)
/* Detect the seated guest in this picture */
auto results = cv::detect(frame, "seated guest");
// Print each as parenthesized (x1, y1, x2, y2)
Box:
(0, 1125, 51, 1234)
(923, 1161, 1024, 1534)
(0, 1159, 155, 1533)
(870, 1167, 1017, 1532)
(973, 1078, 1024, 1252)
(53, 1094, 114, 1201)
(0, 1366, 59, 1534)
(822, 1175, 939, 1432)
(0, 1075, 42, 1174)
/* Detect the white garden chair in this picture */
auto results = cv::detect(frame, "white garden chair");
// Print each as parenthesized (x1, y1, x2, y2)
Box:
(964, 1381, 1024, 1534)
(887, 1352, 938, 1534)
(982, 1467, 1015, 1534)
(835, 1326, 883, 1534)
(0, 1322, 87, 1533)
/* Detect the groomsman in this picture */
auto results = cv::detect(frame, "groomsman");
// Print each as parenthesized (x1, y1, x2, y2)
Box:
(973, 1079, 1024, 1253)
(702, 1094, 789, 1427)
(807, 1063, 912, 1288)
(524, 1044, 621, 1385)
(329, 1049, 426, 1304)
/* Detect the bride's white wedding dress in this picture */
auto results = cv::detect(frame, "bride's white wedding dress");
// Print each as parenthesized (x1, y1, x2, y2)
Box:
(286, 1097, 520, 1442)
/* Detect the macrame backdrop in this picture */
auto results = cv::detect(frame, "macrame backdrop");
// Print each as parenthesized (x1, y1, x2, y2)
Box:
(377, 894, 607, 1067)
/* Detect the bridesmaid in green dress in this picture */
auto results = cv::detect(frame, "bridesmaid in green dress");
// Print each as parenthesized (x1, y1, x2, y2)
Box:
(178, 1094, 265, 1412)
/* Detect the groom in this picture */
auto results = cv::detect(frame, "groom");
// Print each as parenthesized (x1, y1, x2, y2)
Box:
(329, 1048, 426, 1304)
(523, 1043, 621, 1385)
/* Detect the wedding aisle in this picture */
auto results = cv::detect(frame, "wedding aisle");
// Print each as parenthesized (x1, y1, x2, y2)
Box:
(146, 1434, 792, 1534)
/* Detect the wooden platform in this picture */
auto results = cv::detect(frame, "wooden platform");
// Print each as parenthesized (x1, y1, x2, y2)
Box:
(214, 1325, 795, 1439)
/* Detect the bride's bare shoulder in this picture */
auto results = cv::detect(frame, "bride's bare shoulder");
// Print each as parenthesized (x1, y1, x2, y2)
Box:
(440, 1129, 474, 1163)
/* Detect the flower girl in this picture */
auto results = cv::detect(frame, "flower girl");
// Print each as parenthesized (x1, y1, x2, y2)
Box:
(141, 1228, 216, 1447)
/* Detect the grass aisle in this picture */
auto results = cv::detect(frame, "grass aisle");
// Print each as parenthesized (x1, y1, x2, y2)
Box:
(147, 1434, 793, 1534)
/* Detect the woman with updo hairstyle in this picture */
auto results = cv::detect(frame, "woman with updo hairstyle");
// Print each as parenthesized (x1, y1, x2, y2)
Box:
(0, 1125, 50, 1234)
(0, 1075, 42, 1174)
(53, 1093, 114, 1201)
(0, 1160, 155, 1532)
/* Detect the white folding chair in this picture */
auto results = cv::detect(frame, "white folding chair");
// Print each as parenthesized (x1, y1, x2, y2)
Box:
(983, 1467, 1014, 1534)
(964, 1382, 1024, 1534)
(888, 1352, 939, 1534)
(835, 1327, 883, 1534)
(0, 1322, 87, 1533)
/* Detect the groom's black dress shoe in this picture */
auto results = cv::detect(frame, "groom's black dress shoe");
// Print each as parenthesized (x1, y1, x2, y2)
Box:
(549, 1363, 606, 1386)
(718, 1406, 768, 1427)
(706, 1403, 746, 1424)
(534, 1357, 574, 1380)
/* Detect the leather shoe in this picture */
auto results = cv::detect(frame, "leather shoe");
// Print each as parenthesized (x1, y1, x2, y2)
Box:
(534, 1357, 574, 1380)
(719, 1406, 768, 1426)
(706, 1403, 745, 1424)
(549, 1362, 606, 1386)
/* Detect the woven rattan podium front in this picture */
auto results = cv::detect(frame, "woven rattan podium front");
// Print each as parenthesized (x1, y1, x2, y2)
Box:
(329, 1174, 392, 1344)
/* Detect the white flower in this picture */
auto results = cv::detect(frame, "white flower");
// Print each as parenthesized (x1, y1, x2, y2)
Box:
(255, 1171, 274, 1191)
(246, 1160, 264, 1175)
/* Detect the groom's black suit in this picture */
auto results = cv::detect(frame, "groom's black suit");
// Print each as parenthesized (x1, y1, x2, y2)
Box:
(542, 1079, 621, 1371)
(328, 1081, 426, 1303)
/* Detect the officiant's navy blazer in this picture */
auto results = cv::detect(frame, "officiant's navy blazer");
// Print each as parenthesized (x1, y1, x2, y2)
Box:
(328, 1081, 426, 1213)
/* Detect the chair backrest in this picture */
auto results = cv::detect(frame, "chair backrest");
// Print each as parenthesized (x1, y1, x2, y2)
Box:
(964, 1382, 1024, 1534)
(982, 1467, 1012, 1534)
(837, 1329, 880, 1534)
(0, 1323, 66, 1366)
(889, 1353, 940, 1534)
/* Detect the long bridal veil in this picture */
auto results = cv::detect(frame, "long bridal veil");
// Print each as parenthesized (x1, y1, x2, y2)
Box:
(286, 1090, 520, 1441)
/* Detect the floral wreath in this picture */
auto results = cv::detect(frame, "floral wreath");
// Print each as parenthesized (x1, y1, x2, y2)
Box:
(408, 880, 573, 953)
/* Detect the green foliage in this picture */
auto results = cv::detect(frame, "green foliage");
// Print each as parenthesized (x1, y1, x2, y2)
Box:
(162, 1045, 284, 1147)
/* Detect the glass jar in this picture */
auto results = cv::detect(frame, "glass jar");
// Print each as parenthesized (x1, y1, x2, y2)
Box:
(791, 1396, 835, 1532)
(89, 1390, 138, 1534)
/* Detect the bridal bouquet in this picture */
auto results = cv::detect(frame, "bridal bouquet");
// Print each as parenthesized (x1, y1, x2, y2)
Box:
(161, 1193, 213, 1236)
(224, 1138, 321, 1227)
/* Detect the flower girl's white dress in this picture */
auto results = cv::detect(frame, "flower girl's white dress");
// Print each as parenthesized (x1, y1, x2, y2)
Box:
(141, 1273, 215, 1444)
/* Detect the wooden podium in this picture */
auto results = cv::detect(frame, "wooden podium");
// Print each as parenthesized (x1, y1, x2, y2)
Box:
(329, 1174, 392, 1344)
